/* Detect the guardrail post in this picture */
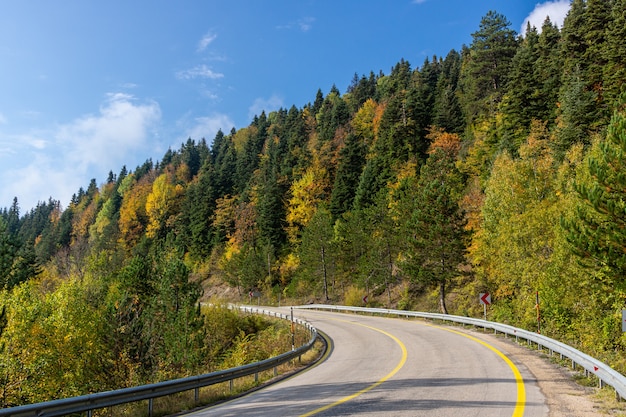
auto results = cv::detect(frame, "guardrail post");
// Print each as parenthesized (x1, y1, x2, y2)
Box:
(195, 387, 199, 402)
(230, 379, 234, 392)
(148, 398, 153, 417)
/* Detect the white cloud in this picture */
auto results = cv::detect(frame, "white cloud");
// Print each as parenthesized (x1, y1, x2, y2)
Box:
(0, 93, 162, 210)
(277, 17, 315, 32)
(14, 133, 47, 150)
(521, 1, 570, 35)
(248, 95, 284, 121)
(176, 64, 224, 80)
(184, 114, 235, 144)
(56, 93, 161, 172)
(198, 31, 217, 52)
(0, 113, 7, 125)
(298, 17, 315, 32)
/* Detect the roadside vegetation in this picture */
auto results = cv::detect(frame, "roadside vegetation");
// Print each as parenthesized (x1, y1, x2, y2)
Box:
(1, 0, 626, 407)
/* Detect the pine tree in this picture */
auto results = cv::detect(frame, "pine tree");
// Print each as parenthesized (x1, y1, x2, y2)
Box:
(553, 66, 598, 159)
(329, 133, 366, 218)
(560, 0, 587, 78)
(433, 50, 463, 134)
(401, 132, 466, 314)
(564, 100, 626, 278)
(279, 105, 311, 181)
(180, 160, 217, 259)
(298, 208, 335, 301)
(257, 158, 287, 250)
(535, 17, 563, 125)
(459, 11, 519, 123)
(212, 128, 238, 197)
(7, 197, 19, 236)
(499, 23, 541, 153)
(604, 0, 626, 108)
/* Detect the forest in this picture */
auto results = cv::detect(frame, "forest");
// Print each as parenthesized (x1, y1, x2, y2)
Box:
(1, 0, 626, 406)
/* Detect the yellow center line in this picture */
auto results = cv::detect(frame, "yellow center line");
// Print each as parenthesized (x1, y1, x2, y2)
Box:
(299, 318, 408, 417)
(422, 322, 526, 417)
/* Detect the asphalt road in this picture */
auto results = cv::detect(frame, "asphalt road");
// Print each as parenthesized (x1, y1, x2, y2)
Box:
(184, 308, 548, 416)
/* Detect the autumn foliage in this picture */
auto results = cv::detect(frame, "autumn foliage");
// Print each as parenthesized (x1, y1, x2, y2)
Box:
(2, 1, 626, 405)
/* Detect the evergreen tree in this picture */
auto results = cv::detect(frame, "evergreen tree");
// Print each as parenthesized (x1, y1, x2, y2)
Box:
(535, 17, 563, 125)
(499, 23, 541, 152)
(553, 66, 598, 159)
(604, 0, 626, 108)
(564, 100, 626, 278)
(212, 128, 238, 197)
(353, 156, 392, 210)
(433, 50, 463, 134)
(179, 160, 217, 259)
(0, 217, 39, 290)
(298, 208, 335, 301)
(311, 89, 324, 116)
(583, 0, 612, 93)
(560, 0, 587, 78)
(459, 11, 519, 123)
(0, 218, 18, 288)
(316, 86, 350, 144)
(235, 113, 269, 193)
(345, 72, 377, 113)
(6, 198, 19, 236)
(329, 133, 366, 218)
(401, 133, 467, 314)
(256, 148, 287, 250)
(280, 105, 310, 181)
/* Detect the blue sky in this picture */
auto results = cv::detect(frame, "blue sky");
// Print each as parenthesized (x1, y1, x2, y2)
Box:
(0, 0, 570, 212)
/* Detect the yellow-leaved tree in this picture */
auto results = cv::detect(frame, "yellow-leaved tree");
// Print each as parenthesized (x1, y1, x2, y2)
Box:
(145, 172, 184, 239)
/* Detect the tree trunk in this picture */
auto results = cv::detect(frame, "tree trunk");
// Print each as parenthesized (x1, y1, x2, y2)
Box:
(439, 280, 448, 314)
(386, 243, 393, 307)
(321, 246, 329, 301)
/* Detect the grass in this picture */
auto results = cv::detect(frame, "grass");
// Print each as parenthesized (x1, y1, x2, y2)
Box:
(91, 331, 326, 417)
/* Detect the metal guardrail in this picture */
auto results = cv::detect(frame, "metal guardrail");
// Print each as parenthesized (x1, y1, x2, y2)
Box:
(295, 304, 626, 400)
(0, 306, 318, 417)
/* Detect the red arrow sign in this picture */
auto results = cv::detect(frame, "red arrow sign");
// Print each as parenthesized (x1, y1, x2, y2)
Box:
(480, 292, 491, 305)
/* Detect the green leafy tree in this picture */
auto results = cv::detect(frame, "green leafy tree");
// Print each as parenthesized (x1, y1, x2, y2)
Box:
(471, 122, 561, 326)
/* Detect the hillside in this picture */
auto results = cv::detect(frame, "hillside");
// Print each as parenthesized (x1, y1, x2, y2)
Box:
(1, 1, 626, 405)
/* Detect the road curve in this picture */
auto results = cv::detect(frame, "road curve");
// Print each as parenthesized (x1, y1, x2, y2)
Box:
(183, 308, 548, 416)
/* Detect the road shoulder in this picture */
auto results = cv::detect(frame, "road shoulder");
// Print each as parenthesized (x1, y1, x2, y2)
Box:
(457, 326, 623, 416)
